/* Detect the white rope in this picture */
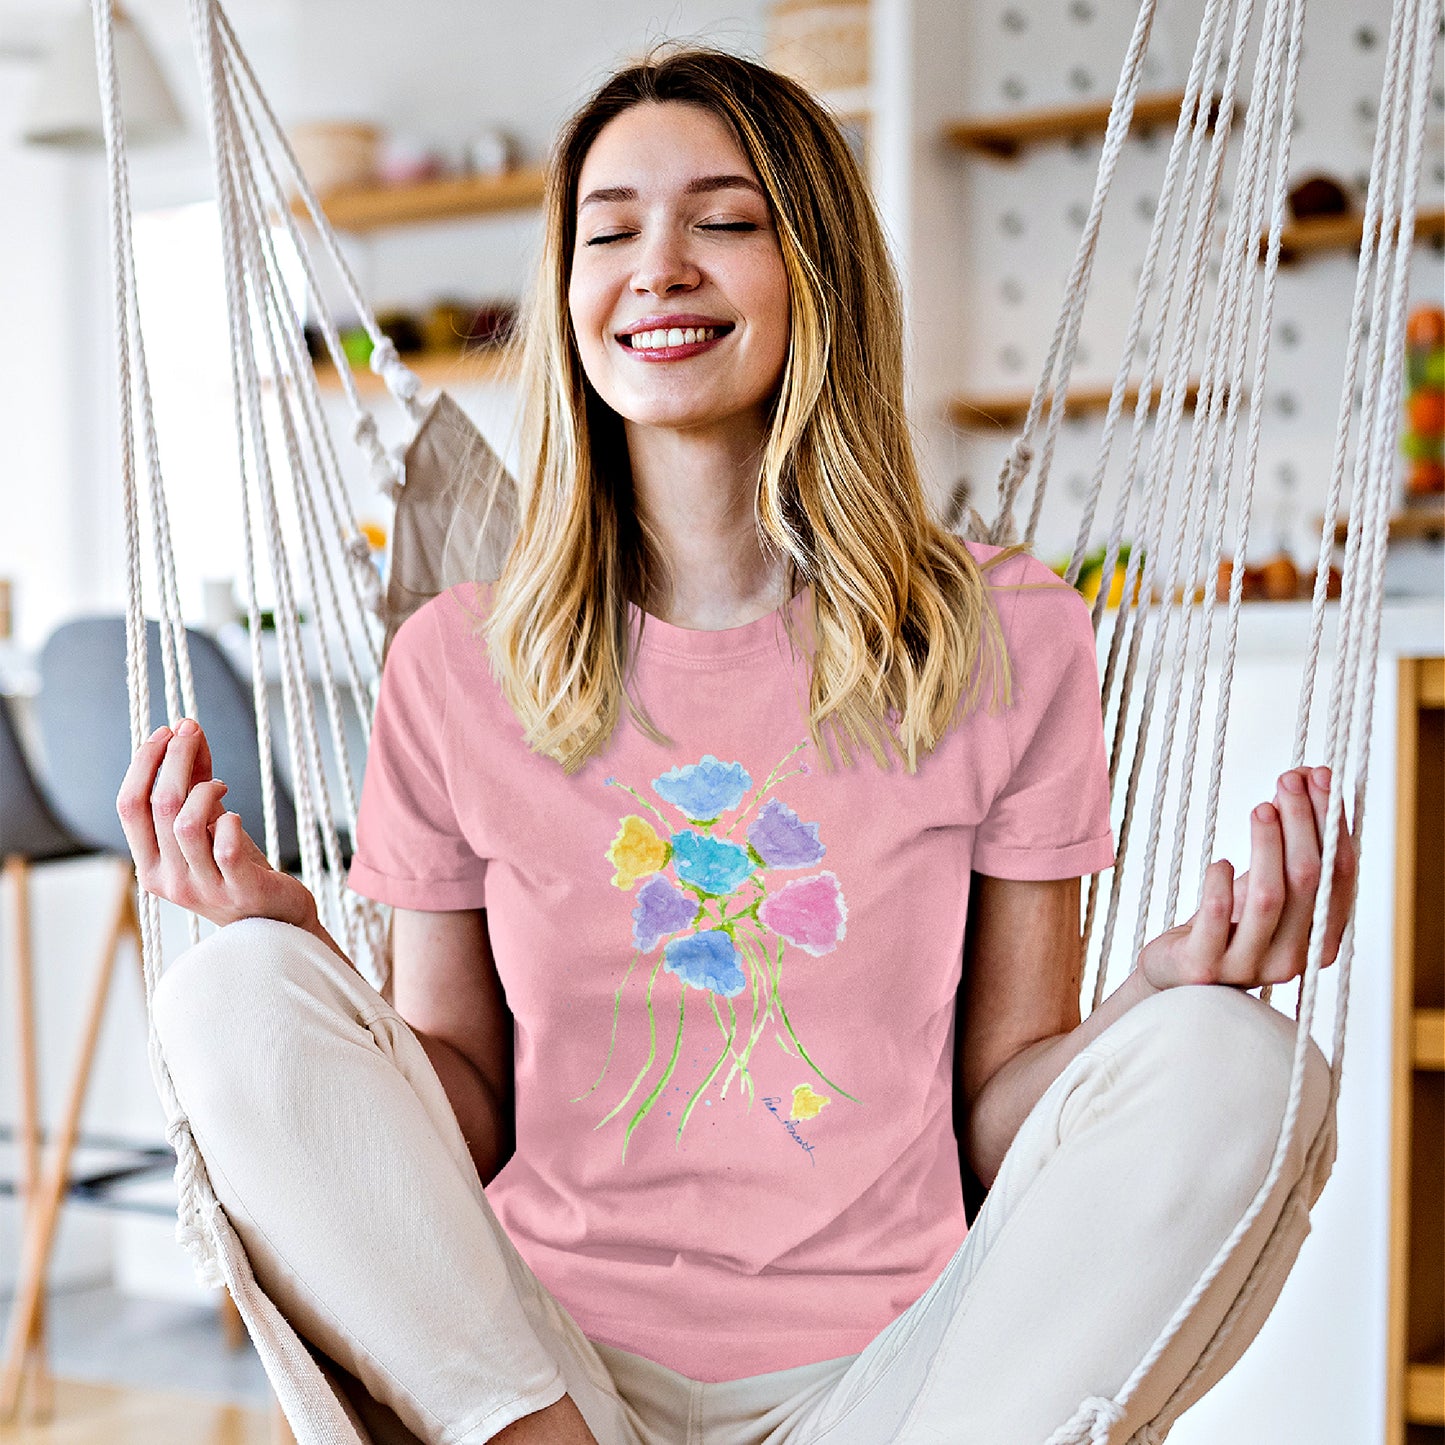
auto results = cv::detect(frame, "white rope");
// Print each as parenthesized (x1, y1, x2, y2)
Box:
(214, 27, 389, 672)
(91, 0, 223, 1286)
(985, 0, 1160, 544)
(1072, 0, 1240, 1001)
(1137, 0, 1302, 959)
(210, 2, 428, 430)
(1089, 0, 1259, 1005)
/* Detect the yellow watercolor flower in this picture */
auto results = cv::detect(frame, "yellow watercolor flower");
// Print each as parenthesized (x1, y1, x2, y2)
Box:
(606, 815, 671, 889)
(791, 1084, 830, 1121)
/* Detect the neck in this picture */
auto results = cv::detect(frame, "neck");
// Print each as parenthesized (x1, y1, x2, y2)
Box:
(625, 417, 794, 630)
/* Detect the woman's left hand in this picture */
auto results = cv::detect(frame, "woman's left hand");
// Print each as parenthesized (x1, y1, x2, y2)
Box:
(1139, 765, 1359, 991)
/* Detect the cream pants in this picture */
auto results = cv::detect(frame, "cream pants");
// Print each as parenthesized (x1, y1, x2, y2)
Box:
(153, 916, 1334, 1445)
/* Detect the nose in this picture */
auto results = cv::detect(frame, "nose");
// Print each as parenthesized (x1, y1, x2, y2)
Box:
(630, 226, 700, 298)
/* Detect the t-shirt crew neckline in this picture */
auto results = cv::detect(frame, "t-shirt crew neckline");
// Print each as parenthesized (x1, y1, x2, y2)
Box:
(628, 584, 812, 663)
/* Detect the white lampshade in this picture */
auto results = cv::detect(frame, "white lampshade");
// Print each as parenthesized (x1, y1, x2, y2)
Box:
(22, 5, 184, 148)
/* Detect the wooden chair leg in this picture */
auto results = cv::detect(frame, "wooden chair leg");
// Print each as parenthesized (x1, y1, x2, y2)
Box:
(219, 1289, 248, 1351)
(4, 855, 54, 1424)
(0, 860, 137, 1421)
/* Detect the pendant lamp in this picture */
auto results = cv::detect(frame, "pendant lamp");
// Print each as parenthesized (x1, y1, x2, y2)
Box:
(22, 4, 184, 148)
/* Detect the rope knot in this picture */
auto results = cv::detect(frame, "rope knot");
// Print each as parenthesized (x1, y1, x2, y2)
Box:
(1085, 1397, 1127, 1443)
(369, 336, 422, 406)
(1005, 433, 1035, 478)
(347, 532, 386, 616)
(1042, 1396, 1127, 1445)
(162, 1115, 227, 1288)
(353, 411, 404, 495)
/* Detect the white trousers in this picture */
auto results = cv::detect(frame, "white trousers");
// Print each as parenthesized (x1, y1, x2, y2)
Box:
(153, 916, 1334, 1445)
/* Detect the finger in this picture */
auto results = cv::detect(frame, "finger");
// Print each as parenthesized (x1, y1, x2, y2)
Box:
(172, 779, 229, 889)
(173, 717, 215, 790)
(150, 722, 209, 880)
(115, 725, 172, 874)
(1219, 801, 1287, 983)
(1189, 858, 1236, 978)
(211, 810, 266, 885)
(1269, 768, 1322, 974)
(1308, 766, 1359, 962)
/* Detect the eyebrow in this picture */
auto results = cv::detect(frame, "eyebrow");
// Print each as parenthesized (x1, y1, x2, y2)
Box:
(578, 174, 765, 209)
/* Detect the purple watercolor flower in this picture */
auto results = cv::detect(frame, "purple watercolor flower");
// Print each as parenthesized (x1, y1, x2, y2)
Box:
(747, 798, 826, 868)
(758, 872, 848, 956)
(632, 875, 699, 953)
(664, 930, 747, 997)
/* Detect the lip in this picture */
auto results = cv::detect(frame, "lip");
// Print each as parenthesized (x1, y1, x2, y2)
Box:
(615, 313, 734, 341)
(614, 314, 736, 364)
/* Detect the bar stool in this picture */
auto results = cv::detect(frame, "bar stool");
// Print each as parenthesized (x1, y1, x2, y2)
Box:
(0, 692, 97, 1422)
(0, 616, 334, 1427)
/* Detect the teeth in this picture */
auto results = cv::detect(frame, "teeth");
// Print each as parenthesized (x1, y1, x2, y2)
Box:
(628, 326, 720, 349)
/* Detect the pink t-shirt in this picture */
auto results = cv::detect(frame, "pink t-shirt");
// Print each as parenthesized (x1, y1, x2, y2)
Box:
(345, 543, 1115, 1382)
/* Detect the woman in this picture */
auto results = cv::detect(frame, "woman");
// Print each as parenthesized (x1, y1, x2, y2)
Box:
(120, 46, 1355, 1445)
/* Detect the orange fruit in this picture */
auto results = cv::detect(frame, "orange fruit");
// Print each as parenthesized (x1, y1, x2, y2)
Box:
(1261, 553, 1300, 600)
(1406, 306, 1445, 349)
(1408, 387, 1445, 436)
(1406, 457, 1445, 495)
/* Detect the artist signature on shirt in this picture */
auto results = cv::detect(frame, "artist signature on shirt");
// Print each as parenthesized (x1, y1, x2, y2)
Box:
(762, 1096, 817, 1164)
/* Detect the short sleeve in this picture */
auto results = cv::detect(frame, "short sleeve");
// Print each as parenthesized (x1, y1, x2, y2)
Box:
(971, 559, 1116, 879)
(345, 599, 490, 910)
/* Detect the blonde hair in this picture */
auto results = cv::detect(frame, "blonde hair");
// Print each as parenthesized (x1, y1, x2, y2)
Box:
(465, 45, 1041, 776)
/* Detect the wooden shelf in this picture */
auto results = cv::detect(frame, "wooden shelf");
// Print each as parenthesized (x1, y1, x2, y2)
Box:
(307, 347, 518, 394)
(949, 380, 1209, 430)
(1331, 505, 1445, 546)
(1388, 656, 1444, 1445)
(1422, 657, 1445, 709)
(1268, 207, 1445, 263)
(944, 90, 1222, 159)
(1415, 1010, 1445, 1070)
(289, 167, 547, 233)
(1406, 1360, 1445, 1425)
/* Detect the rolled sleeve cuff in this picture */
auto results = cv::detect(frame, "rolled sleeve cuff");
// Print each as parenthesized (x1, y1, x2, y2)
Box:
(971, 831, 1116, 880)
(344, 862, 488, 911)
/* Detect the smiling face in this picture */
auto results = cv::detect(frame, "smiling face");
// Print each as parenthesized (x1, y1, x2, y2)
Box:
(568, 101, 792, 443)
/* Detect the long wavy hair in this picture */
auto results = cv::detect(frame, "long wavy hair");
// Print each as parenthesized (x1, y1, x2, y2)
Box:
(467, 45, 1032, 776)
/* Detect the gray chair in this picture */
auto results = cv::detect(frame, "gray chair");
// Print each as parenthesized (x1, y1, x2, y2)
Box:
(34, 616, 304, 868)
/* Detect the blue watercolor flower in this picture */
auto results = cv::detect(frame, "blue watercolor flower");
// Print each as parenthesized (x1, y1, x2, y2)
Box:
(672, 831, 756, 896)
(653, 755, 752, 821)
(747, 798, 826, 868)
(632, 876, 699, 953)
(664, 930, 746, 997)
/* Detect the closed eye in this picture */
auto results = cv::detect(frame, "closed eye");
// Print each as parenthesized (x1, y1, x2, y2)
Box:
(585, 231, 634, 246)
(699, 221, 758, 232)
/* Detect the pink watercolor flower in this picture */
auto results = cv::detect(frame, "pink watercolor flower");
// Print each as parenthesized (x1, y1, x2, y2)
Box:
(758, 871, 847, 956)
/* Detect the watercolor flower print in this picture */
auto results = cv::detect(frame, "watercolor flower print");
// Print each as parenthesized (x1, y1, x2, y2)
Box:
(578, 741, 860, 1160)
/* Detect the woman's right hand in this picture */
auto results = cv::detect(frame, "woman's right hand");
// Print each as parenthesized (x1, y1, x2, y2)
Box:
(115, 717, 318, 932)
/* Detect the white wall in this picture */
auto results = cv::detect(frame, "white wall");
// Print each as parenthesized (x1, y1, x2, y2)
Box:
(902, 0, 1445, 567)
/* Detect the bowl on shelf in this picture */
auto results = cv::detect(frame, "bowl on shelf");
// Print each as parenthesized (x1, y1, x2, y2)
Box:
(287, 121, 382, 197)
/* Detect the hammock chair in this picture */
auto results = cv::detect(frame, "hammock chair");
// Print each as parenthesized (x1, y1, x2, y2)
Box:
(2, 0, 1438, 1437)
